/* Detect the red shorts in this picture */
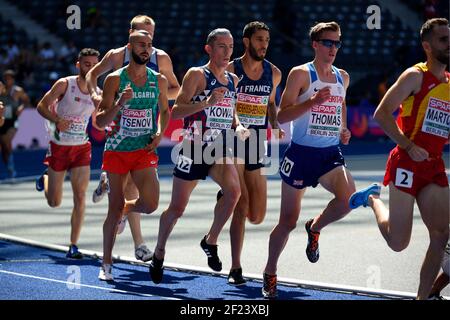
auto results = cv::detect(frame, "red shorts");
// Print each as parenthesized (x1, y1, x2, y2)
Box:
(102, 149, 158, 175)
(383, 147, 448, 197)
(44, 141, 91, 172)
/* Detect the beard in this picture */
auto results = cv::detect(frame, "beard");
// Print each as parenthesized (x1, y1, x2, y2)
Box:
(435, 50, 449, 66)
(249, 44, 265, 61)
(131, 50, 149, 65)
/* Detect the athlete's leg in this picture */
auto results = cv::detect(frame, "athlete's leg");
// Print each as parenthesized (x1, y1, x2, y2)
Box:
(229, 163, 247, 270)
(208, 157, 241, 245)
(126, 168, 159, 215)
(310, 166, 355, 232)
(264, 181, 305, 275)
(102, 173, 127, 265)
(416, 184, 449, 299)
(368, 182, 416, 251)
(69, 165, 90, 245)
(123, 174, 144, 247)
(45, 167, 67, 207)
(153, 177, 198, 260)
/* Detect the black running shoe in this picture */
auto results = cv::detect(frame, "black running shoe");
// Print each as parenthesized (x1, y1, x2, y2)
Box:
(228, 268, 246, 286)
(262, 273, 277, 299)
(149, 255, 164, 284)
(305, 218, 320, 263)
(216, 189, 224, 202)
(66, 244, 83, 259)
(200, 235, 222, 271)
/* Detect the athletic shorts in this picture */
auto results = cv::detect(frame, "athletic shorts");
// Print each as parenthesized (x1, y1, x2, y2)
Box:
(102, 149, 158, 175)
(173, 138, 233, 181)
(279, 142, 346, 189)
(231, 127, 267, 171)
(383, 147, 448, 197)
(44, 141, 91, 172)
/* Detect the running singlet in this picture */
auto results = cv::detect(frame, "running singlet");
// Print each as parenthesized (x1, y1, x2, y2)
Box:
(104, 67, 159, 152)
(233, 58, 273, 129)
(397, 62, 450, 157)
(291, 62, 346, 148)
(47, 76, 96, 146)
(123, 46, 159, 72)
(183, 67, 236, 143)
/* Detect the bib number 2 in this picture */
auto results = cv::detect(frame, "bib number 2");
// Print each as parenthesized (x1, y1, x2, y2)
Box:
(395, 168, 413, 188)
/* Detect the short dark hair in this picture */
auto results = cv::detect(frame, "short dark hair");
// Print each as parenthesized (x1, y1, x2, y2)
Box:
(243, 21, 270, 39)
(78, 48, 100, 60)
(309, 21, 341, 42)
(206, 28, 232, 45)
(3, 69, 15, 78)
(420, 18, 449, 42)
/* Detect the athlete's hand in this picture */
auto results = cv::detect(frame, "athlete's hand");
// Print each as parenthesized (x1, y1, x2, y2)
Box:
(0, 101, 4, 117)
(118, 83, 133, 107)
(407, 143, 429, 162)
(206, 87, 227, 108)
(311, 86, 331, 105)
(145, 132, 162, 153)
(340, 127, 351, 145)
(272, 126, 285, 140)
(236, 124, 250, 141)
(56, 118, 72, 132)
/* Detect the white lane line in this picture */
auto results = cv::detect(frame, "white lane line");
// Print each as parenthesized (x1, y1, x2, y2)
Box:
(0, 269, 180, 300)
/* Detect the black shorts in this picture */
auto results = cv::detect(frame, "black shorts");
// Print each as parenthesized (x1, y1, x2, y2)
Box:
(231, 127, 267, 171)
(173, 138, 233, 181)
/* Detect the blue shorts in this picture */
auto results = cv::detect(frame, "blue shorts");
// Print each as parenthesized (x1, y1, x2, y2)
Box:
(173, 138, 232, 181)
(279, 142, 346, 189)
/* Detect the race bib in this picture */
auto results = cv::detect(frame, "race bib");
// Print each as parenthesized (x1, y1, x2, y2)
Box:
(421, 97, 450, 138)
(280, 156, 294, 177)
(307, 104, 342, 137)
(205, 97, 234, 130)
(236, 93, 268, 127)
(395, 168, 413, 188)
(176, 154, 193, 173)
(58, 115, 89, 144)
(119, 108, 153, 137)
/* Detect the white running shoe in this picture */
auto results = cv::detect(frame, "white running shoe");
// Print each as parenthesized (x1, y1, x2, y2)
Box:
(98, 264, 113, 281)
(92, 172, 109, 203)
(116, 215, 128, 235)
(135, 244, 153, 262)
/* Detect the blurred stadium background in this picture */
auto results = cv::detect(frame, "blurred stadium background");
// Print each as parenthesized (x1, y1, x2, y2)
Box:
(0, 0, 448, 179)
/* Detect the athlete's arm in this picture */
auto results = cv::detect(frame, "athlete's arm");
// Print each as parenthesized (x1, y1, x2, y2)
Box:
(96, 74, 131, 128)
(278, 66, 330, 124)
(340, 70, 351, 145)
(157, 51, 181, 100)
(172, 68, 225, 119)
(86, 48, 122, 107)
(14, 86, 30, 115)
(0, 102, 5, 127)
(268, 65, 284, 139)
(373, 67, 429, 161)
(146, 74, 170, 153)
(37, 78, 71, 131)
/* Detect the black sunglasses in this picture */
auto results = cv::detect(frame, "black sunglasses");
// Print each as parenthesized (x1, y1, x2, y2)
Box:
(317, 39, 342, 49)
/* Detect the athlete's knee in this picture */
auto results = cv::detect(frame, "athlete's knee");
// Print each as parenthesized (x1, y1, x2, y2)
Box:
(388, 239, 410, 252)
(47, 197, 62, 208)
(248, 211, 266, 225)
(142, 199, 159, 214)
(167, 203, 186, 219)
(429, 228, 449, 248)
(72, 191, 86, 206)
(223, 183, 241, 203)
